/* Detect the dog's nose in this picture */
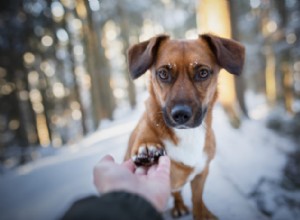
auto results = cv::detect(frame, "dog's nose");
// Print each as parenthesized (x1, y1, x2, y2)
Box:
(171, 105, 192, 125)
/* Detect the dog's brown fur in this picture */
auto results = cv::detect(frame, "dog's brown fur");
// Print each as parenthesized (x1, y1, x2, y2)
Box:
(124, 34, 245, 220)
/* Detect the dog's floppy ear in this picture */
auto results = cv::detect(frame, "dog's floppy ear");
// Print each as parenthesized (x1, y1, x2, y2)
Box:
(200, 34, 245, 75)
(127, 34, 169, 79)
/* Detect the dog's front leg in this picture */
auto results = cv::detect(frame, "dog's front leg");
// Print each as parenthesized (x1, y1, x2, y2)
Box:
(171, 191, 189, 218)
(125, 118, 166, 167)
(191, 166, 217, 220)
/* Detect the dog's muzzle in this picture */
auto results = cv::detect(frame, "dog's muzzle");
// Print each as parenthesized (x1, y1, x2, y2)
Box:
(163, 104, 206, 129)
(171, 105, 192, 125)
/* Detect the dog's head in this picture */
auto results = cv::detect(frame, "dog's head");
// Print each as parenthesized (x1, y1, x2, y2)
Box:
(127, 34, 245, 129)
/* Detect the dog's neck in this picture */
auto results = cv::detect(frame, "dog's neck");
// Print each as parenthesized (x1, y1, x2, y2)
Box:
(145, 95, 214, 144)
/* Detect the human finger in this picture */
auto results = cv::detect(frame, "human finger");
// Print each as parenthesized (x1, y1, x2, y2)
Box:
(99, 155, 115, 163)
(155, 156, 171, 176)
(135, 167, 147, 175)
(94, 155, 115, 178)
(122, 159, 136, 172)
(147, 164, 158, 175)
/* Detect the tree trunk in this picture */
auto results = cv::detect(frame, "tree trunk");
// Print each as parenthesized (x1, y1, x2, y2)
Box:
(273, 0, 295, 113)
(197, 0, 241, 128)
(85, 1, 115, 120)
(66, 10, 88, 135)
(78, 0, 102, 130)
(229, 0, 248, 118)
(282, 62, 294, 114)
(117, 3, 137, 108)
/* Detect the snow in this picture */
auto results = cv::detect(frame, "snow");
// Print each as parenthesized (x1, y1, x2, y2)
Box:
(214, 106, 294, 195)
(0, 93, 298, 220)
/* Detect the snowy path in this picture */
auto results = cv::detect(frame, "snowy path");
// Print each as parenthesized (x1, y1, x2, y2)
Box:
(0, 130, 130, 220)
(0, 104, 296, 220)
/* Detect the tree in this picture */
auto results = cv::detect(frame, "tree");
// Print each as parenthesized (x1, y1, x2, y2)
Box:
(83, 0, 115, 120)
(197, 0, 244, 127)
(229, 0, 248, 118)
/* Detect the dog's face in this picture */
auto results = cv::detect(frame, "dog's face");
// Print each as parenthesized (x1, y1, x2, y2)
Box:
(151, 39, 219, 129)
(127, 34, 245, 129)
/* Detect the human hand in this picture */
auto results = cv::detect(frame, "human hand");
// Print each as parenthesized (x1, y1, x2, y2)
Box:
(93, 155, 171, 212)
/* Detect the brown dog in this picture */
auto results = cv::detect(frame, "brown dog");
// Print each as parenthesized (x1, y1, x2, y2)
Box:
(124, 34, 245, 220)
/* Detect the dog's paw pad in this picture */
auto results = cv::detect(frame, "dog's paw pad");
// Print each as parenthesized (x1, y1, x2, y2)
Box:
(132, 144, 166, 167)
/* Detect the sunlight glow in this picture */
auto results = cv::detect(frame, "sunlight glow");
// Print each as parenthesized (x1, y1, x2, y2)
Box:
(266, 20, 277, 33)
(294, 61, 300, 71)
(197, 0, 236, 107)
(73, 45, 84, 56)
(56, 28, 69, 44)
(30, 89, 42, 102)
(71, 19, 82, 31)
(113, 88, 125, 99)
(75, 66, 85, 76)
(72, 109, 82, 120)
(53, 82, 65, 98)
(104, 21, 118, 41)
(41, 35, 53, 47)
(1, 83, 14, 95)
(286, 33, 296, 44)
(89, 0, 100, 11)
(70, 101, 80, 110)
(139, 20, 158, 42)
(76, 0, 87, 19)
(40, 61, 55, 77)
(36, 114, 50, 147)
(33, 103, 44, 114)
(82, 74, 91, 89)
(28, 71, 39, 85)
(51, 1, 65, 22)
(265, 48, 276, 104)
(61, 0, 75, 9)
(23, 52, 35, 65)
(19, 90, 29, 101)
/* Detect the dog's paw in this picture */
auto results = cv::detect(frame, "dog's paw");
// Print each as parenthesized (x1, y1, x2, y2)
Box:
(171, 202, 189, 218)
(132, 144, 166, 167)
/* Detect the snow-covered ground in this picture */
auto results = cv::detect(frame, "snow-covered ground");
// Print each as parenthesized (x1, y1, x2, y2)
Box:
(0, 93, 298, 220)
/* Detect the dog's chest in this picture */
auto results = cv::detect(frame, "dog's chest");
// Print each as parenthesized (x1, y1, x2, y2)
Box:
(163, 127, 207, 177)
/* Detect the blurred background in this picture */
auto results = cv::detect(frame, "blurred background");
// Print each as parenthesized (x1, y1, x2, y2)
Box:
(0, 0, 300, 220)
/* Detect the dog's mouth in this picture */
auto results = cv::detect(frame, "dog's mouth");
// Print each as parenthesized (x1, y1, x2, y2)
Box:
(162, 105, 207, 129)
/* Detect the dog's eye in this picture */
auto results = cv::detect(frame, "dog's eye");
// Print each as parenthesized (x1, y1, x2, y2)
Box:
(194, 68, 210, 81)
(157, 68, 171, 82)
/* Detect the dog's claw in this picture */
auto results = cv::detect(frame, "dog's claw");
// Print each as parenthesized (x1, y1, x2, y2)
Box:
(132, 145, 166, 167)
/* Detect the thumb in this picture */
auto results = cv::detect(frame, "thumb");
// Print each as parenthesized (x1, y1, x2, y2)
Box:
(99, 155, 115, 163)
(157, 156, 170, 173)
(152, 156, 171, 179)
